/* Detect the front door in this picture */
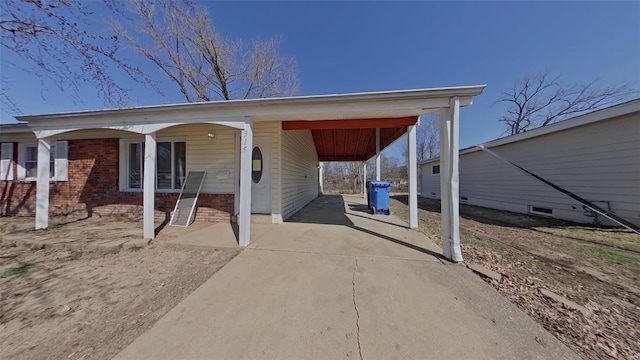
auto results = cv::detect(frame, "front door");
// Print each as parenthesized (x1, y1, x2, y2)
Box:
(250, 134, 272, 214)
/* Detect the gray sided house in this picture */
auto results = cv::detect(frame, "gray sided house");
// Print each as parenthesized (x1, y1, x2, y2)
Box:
(420, 99, 640, 227)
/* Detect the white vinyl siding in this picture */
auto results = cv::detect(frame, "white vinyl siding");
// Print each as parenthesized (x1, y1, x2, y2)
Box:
(176, 125, 236, 194)
(254, 122, 282, 221)
(280, 129, 319, 220)
(421, 112, 640, 226)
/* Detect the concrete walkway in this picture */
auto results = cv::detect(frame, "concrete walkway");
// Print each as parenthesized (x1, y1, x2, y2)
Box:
(115, 195, 578, 360)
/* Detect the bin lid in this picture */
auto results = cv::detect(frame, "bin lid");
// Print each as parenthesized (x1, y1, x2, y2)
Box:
(369, 181, 391, 187)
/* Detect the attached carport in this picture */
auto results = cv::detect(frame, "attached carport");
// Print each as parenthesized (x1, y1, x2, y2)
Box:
(283, 116, 418, 222)
(278, 87, 486, 261)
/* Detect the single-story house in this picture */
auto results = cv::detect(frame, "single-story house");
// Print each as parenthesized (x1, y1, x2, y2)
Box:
(420, 99, 640, 228)
(0, 85, 486, 261)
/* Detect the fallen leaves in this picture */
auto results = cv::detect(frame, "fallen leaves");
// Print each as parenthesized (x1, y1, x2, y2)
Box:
(464, 244, 639, 360)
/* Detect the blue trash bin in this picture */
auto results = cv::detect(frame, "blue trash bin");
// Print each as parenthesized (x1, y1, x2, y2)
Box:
(368, 181, 391, 215)
(366, 180, 372, 210)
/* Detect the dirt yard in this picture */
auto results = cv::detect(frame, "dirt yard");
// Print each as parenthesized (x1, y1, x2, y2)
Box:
(0, 216, 240, 360)
(391, 196, 640, 360)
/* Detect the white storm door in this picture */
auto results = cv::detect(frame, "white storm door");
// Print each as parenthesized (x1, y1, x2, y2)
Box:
(250, 134, 272, 214)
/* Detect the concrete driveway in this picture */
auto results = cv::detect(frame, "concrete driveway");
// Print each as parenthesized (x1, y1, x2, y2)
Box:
(115, 195, 578, 360)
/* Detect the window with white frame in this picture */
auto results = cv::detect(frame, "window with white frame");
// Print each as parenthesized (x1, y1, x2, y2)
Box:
(24, 145, 55, 178)
(124, 140, 186, 191)
(0, 142, 13, 181)
(529, 205, 553, 216)
(17, 141, 68, 181)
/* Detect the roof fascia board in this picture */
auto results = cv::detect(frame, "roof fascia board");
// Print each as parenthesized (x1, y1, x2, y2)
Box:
(16, 86, 485, 125)
(0, 123, 30, 133)
(23, 97, 463, 132)
(25, 114, 250, 133)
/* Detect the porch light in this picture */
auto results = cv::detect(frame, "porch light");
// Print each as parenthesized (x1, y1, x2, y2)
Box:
(207, 132, 216, 141)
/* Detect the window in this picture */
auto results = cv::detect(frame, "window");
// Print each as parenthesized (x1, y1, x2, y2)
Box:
(432, 165, 440, 174)
(17, 141, 68, 181)
(530, 205, 553, 216)
(125, 140, 186, 191)
(252, 146, 263, 183)
(24, 145, 55, 178)
(129, 143, 144, 189)
(0, 142, 13, 181)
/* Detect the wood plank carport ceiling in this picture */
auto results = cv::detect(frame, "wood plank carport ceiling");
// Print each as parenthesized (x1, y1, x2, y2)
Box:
(282, 116, 418, 161)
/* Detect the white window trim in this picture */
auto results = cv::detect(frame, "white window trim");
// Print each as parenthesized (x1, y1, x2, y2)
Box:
(529, 205, 553, 217)
(16, 141, 68, 182)
(119, 138, 186, 193)
(1, 142, 14, 181)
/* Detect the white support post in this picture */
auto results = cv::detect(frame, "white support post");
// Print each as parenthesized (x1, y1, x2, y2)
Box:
(318, 162, 324, 195)
(143, 132, 156, 240)
(238, 120, 253, 247)
(362, 163, 367, 198)
(407, 124, 418, 229)
(439, 108, 452, 260)
(449, 97, 462, 262)
(35, 137, 51, 230)
(375, 128, 381, 181)
(439, 98, 463, 262)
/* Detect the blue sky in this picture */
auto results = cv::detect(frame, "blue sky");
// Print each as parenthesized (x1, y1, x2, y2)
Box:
(1, 1, 639, 157)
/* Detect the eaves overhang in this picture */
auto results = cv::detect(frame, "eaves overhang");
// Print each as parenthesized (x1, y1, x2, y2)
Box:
(0, 122, 30, 133)
(15, 85, 486, 132)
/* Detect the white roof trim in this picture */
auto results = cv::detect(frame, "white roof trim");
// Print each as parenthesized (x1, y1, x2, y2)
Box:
(16, 85, 485, 122)
(0, 123, 30, 134)
(13, 86, 485, 134)
(418, 98, 640, 165)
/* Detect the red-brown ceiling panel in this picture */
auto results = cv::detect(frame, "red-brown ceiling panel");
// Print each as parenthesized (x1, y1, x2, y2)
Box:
(282, 117, 418, 130)
(283, 116, 417, 162)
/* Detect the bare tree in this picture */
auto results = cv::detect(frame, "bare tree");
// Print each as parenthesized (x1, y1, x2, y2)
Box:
(498, 72, 636, 135)
(324, 160, 410, 194)
(416, 113, 439, 161)
(347, 162, 363, 193)
(403, 114, 439, 162)
(115, 0, 299, 102)
(0, 0, 144, 110)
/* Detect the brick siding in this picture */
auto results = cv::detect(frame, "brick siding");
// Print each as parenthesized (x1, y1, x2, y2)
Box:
(0, 139, 233, 222)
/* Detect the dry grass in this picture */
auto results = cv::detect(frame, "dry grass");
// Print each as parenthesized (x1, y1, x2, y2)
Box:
(390, 196, 640, 360)
(0, 216, 240, 360)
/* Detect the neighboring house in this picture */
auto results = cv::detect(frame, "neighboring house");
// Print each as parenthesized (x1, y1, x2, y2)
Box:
(420, 99, 640, 227)
(0, 86, 485, 258)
